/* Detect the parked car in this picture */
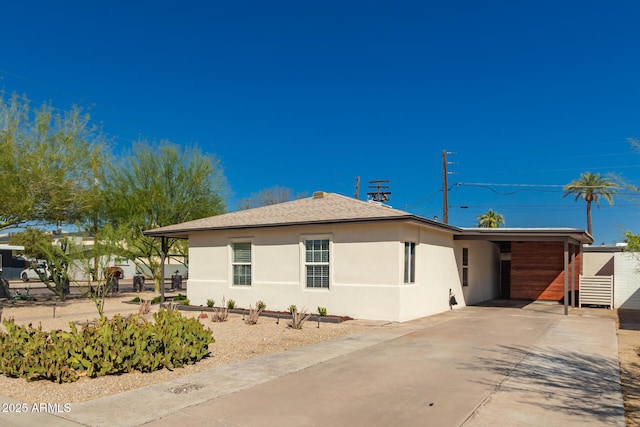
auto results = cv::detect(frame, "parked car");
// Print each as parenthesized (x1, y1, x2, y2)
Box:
(20, 262, 53, 282)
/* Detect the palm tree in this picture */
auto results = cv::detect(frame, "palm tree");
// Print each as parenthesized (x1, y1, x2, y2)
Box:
(476, 210, 505, 228)
(563, 172, 618, 236)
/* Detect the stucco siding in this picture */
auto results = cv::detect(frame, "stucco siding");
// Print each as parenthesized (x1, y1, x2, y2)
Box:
(185, 221, 502, 322)
(614, 252, 640, 309)
(189, 233, 229, 282)
(456, 240, 500, 305)
(333, 223, 401, 287)
(397, 226, 462, 321)
(185, 222, 486, 321)
(583, 252, 615, 276)
(186, 223, 409, 321)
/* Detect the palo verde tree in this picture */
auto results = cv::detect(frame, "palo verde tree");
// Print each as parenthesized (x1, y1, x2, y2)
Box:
(0, 92, 113, 302)
(563, 172, 619, 236)
(66, 224, 129, 318)
(476, 209, 505, 228)
(0, 92, 109, 232)
(624, 231, 640, 252)
(236, 186, 306, 210)
(8, 228, 52, 260)
(9, 228, 71, 300)
(103, 140, 227, 289)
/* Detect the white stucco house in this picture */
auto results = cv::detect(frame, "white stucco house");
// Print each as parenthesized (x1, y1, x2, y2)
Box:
(145, 191, 592, 322)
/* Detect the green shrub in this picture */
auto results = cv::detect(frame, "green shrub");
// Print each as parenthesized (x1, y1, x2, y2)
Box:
(129, 297, 141, 303)
(256, 300, 266, 310)
(287, 304, 297, 315)
(0, 309, 214, 383)
(206, 299, 215, 308)
(227, 299, 236, 309)
(150, 296, 161, 304)
(173, 294, 187, 301)
(317, 306, 327, 316)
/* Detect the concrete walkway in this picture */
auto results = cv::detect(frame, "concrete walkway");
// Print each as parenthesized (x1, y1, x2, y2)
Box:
(0, 303, 625, 426)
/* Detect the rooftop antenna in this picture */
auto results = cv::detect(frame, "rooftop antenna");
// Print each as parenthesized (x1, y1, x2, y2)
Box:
(367, 180, 391, 203)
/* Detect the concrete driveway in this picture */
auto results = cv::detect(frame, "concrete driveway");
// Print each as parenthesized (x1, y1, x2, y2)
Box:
(1, 302, 625, 427)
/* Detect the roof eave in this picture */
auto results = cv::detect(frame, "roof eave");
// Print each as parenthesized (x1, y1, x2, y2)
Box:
(454, 228, 594, 245)
(143, 215, 462, 238)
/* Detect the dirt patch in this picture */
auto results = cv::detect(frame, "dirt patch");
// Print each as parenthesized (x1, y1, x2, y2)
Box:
(618, 309, 640, 426)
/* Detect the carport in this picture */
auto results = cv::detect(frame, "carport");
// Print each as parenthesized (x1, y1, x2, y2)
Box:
(455, 228, 593, 315)
(0, 244, 26, 280)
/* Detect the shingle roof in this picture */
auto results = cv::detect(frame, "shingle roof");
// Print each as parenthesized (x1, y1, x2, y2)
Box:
(144, 191, 456, 237)
(143, 191, 593, 244)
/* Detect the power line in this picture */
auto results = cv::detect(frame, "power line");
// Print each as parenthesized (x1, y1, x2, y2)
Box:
(450, 203, 640, 210)
(458, 182, 564, 187)
(456, 182, 640, 197)
(403, 188, 442, 210)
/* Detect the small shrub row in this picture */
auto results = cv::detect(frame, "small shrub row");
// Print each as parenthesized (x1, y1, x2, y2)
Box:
(133, 295, 187, 306)
(209, 296, 235, 309)
(204, 298, 330, 330)
(0, 309, 214, 383)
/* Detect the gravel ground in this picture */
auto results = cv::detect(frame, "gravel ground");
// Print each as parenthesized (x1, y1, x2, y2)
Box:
(616, 309, 640, 426)
(0, 293, 371, 404)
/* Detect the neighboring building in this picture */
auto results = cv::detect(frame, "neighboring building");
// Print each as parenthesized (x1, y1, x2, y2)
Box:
(1, 230, 188, 282)
(0, 245, 27, 280)
(145, 192, 592, 322)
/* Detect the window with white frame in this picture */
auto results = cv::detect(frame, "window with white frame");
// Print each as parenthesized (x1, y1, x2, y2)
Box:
(404, 242, 416, 283)
(462, 247, 469, 286)
(305, 239, 329, 288)
(232, 242, 252, 286)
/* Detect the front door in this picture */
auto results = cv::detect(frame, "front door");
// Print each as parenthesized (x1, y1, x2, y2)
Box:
(500, 260, 511, 299)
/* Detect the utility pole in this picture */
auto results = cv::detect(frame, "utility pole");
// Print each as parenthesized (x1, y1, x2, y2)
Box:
(443, 151, 449, 223)
(355, 176, 360, 199)
(442, 150, 456, 224)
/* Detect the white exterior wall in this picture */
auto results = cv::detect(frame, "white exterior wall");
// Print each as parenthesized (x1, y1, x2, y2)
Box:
(397, 226, 463, 321)
(187, 222, 501, 322)
(583, 252, 616, 276)
(455, 240, 501, 305)
(614, 252, 640, 309)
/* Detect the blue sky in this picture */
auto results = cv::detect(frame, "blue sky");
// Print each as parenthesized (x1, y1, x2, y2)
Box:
(2, 1, 639, 243)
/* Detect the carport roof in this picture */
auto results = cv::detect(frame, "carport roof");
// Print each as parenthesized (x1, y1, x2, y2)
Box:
(0, 244, 25, 251)
(455, 227, 593, 245)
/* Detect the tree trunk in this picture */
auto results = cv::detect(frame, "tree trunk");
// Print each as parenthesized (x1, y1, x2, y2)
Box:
(586, 200, 592, 236)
